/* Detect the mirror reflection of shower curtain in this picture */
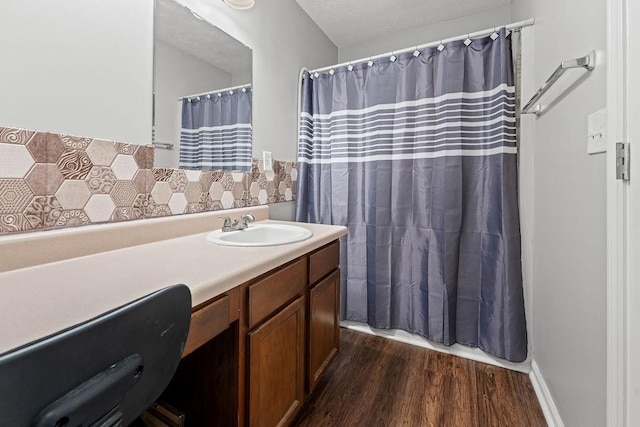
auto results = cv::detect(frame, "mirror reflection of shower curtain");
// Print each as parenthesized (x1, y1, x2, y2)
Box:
(295, 28, 527, 362)
(179, 89, 252, 171)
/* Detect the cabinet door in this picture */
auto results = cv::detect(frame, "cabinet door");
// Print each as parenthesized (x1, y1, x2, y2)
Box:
(248, 296, 305, 427)
(308, 269, 340, 393)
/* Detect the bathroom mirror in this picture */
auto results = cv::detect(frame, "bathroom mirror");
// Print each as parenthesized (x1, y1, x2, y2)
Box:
(153, 0, 253, 171)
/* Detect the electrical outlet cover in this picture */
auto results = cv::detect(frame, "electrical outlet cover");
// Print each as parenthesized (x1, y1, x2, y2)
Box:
(263, 151, 273, 171)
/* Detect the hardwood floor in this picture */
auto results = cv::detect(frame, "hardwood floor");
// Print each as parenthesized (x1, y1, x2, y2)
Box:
(293, 328, 546, 427)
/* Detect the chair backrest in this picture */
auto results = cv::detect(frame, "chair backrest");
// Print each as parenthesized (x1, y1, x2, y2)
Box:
(0, 284, 192, 427)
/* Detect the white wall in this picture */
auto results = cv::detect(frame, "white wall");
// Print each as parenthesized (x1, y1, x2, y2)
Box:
(338, 5, 512, 62)
(511, 1, 608, 426)
(153, 40, 232, 168)
(232, 71, 252, 87)
(0, 0, 153, 143)
(180, 0, 338, 162)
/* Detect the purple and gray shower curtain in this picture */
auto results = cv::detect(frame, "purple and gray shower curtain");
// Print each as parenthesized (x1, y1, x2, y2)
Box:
(179, 88, 252, 171)
(295, 29, 527, 362)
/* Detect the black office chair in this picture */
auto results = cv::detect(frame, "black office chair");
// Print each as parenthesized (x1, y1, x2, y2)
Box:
(0, 284, 192, 427)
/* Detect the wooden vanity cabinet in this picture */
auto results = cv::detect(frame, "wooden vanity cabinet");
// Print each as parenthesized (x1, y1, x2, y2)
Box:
(307, 242, 340, 393)
(160, 240, 341, 427)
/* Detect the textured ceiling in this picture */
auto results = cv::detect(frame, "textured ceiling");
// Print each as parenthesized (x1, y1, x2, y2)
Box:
(155, 0, 251, 75)
(294, 0, 512, 48)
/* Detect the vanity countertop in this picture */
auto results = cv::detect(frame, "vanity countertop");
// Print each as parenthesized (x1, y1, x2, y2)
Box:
(0, 216, 346, 355)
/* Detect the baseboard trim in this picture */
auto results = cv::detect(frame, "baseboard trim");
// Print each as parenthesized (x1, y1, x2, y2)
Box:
(340, 320, 530, 374)
(529, 360, 564, 427)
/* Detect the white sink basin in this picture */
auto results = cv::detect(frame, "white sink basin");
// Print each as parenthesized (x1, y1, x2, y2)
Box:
(206, 223, 313, 247)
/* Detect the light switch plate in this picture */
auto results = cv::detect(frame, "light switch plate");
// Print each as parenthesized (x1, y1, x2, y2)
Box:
(263, 151, 273, 171)
(587, 108, 607, 155)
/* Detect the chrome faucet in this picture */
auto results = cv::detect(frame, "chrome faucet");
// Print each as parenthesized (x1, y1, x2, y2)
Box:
(219, 212, 255, 232)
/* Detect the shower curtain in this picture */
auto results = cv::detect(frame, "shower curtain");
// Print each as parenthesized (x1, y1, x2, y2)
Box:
(295, 29, 527, 362)
(179, 88, 252, 171)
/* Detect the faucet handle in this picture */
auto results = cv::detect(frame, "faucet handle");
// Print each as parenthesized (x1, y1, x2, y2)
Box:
(218, 216, 232, 228)
(235, 212, 255, 230)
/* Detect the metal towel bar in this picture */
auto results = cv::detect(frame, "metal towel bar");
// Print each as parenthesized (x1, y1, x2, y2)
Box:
(152, 141, 174, 150)
(521, 51, 596, 116)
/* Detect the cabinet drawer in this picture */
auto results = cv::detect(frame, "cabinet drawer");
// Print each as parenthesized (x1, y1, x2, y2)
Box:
(309, 241, 340, 285)
(248, 258, 306, 329)
(183, 294, 231, 358)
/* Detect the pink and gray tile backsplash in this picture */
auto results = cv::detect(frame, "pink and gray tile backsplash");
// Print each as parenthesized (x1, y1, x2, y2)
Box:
(0, 126, 297, 234)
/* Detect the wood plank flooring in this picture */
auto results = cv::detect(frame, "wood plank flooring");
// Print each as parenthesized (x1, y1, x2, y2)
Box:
(293, 328, 546, 427)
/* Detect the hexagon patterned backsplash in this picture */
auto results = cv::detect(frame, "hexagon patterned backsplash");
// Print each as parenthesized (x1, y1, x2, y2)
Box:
(0, 126, 297, 234)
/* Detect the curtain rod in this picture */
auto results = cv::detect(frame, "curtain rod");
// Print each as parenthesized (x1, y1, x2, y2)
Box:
(309, 18, 535, 74)
(178, 83, 252, 101)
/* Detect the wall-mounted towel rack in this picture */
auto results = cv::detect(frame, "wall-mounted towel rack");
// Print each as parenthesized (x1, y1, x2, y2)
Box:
(152, 141, 174, 150)
(521, 51, 596, 116)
